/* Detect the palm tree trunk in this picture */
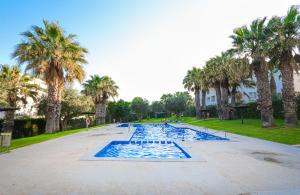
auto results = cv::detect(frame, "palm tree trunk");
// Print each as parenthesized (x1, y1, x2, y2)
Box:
(45, 81, 62, 133)
(195, 88, 201, 119)
(231, 86, 237, 107)
(280, 51, 298, 127)
(100, 103, 106, 124)
(269, 72, 276, 97)
(253, 58, 275, 128)
(230, 86, 237, 119)
(95, 103, 106, 124)
(220, 79, 230, 120)
(201, 89, 207, 118)
(95, 102, 101, 124)
(2, 111, 15, 133)
(201, 89, 207, 109)
(2, 95, 16, 133)
(214, 83, 222, 119)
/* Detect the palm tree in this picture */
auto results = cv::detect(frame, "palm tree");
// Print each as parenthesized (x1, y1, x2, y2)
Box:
(0, 65, 39, 133)
(13, 20, 87, 133)
(231, 18, 275, 127)
(183, 67, 202, 118)
(204, 51, 233, 120)
(204, 58, 223, 119)
(267, 6, 300, 127)
(82, 75, 119, 124)
(227, 55, 255, 106)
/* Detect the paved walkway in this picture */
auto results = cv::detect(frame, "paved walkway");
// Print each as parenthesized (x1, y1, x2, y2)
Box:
(0, 124, 300, 195)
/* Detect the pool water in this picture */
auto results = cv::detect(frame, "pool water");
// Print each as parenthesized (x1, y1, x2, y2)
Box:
(94, 124, 228, 159)
(95, 141, 191, 159)
(129, 124, 228, 141)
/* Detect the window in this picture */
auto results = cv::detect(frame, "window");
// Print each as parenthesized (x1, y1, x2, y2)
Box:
(207, 97, 211, 102)
(207, 90, 210, 95)
(211, 95, 215, 102)
(249, 92, 257, 99)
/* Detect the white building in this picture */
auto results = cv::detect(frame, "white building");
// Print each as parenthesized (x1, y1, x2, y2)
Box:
(200, 72, 299, 106)
(0, 78, 47, 119)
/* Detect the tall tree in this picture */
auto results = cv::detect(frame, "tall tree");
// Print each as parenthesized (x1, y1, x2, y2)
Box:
(150, 101, 165, 118)
(0, 65, 39, 133)
(38, 88, 94, 130)
(107, 100, 131, 122)
(183, 67, 202, 118)
(163, 92, 192, 118)
(131, 97, 150, 121)
(205, 52, 232, 120)
(13, 20, 87, 133)
(269, 71, 277, 97)
(267, 6, 300, 126)
(204, 58, 222, 118)
(82, 75, 119, 124)
(227, 55, 255, 106)
(231, 18, 275, 127)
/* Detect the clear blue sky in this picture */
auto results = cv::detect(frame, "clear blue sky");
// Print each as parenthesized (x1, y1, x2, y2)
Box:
(0, 0, 298, 101)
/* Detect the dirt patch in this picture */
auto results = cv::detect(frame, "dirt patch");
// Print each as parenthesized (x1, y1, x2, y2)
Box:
(250, 150, 283, 164)
(251, 151, 281, 156)
(90, 132, 124, 136)
(263, 157, 281, 163)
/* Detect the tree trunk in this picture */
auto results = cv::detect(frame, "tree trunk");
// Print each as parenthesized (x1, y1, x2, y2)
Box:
(253, 58, 275, 128)
(220, 79, 230, 120)
(45, 81, 62, 133)
(279, 51, 298, 127)
(195, 88, 201, 119)
(201, 89, 207, 110)
(269, 72, 276, 97)
(214, 83, 222, 119)
(2, 110, 15, 133)
(230, 86, 237, 119)
(2, 95, 16, 133)
(231, 86, 237, 107)
(95, 103, 106, 124)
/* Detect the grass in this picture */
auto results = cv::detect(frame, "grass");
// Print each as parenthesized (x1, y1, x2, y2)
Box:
(136, 117, 300, 145)
(0, 124, 106, 153)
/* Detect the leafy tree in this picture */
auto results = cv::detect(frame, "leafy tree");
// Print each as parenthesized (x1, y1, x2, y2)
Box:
(13, 20, 87, 133)
(183, 67, 202, 119)
(163, 92, 192, 118)
(60, 88, 93, 129)
(150, 101, 165, 118)
(107, 99, 131, 122)
(267, 6, 300, 126)
(131, 97, 150, 121)
(82, 75, 119, 124)
(227, 54, 255, 106)
(231, 18, 275, 127)
(0, 65, 40, 133)
(38, 88, 94, 130)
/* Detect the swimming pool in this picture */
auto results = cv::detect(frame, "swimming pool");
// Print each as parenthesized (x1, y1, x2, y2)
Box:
(95, 141, 191, 159)
(94, 124, 228, 159)
(127, 124, 229, 141)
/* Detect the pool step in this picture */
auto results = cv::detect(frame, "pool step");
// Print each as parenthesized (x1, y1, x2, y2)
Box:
(130, 140, 173, 144)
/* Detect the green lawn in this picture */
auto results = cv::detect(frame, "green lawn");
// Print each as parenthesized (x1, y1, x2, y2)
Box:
(0, 124, 106, 153)
(136, 117, 300, 145)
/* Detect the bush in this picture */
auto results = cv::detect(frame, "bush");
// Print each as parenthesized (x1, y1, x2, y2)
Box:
(182, 105, 196, 117)
(205, 105, 218, 118)
(0, 117, 97, 139)
(235, 94, 300, 119)
(0, 118, 46, 139)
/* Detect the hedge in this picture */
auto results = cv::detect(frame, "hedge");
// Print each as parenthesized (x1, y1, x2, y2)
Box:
(205, 94, 300, 119)
(0, 118, 88, 139)
(0, 118, 46, 139)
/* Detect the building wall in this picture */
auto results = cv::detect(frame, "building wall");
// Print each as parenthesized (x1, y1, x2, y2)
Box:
(199, 71, 299, 106)
(294, 72, 300, 93)
(0, 78, 47, 119)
